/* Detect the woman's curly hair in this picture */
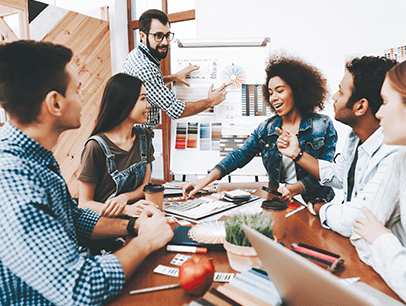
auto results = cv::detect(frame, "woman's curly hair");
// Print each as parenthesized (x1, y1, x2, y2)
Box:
(262, 53, 327, 117)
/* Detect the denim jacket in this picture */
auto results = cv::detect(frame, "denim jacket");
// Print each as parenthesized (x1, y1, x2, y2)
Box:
(214, 114, 337, 203)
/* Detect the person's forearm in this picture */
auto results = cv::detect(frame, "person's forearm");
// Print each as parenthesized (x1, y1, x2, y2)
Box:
(91, 216, 128, 239)
(204, 169, 221, 185)
(179, 100, 213, 118)
(295, 151, 321, 180)
(287, 182, 304, 197)
(79, 200, 107, 215)
(163, 74, 175, 85)
(114, 235, 153, 280)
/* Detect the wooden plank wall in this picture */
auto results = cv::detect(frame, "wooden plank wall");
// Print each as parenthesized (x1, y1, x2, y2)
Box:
(43, 11, 111, 197)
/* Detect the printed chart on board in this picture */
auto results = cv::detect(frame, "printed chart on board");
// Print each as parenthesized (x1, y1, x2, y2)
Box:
(170, 38, 271, 176)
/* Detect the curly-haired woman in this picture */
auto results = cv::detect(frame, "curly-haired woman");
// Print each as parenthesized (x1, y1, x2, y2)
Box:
(183, 54, 337, 204)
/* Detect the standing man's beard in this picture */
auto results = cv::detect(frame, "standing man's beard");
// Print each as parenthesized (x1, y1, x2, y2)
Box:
(147, 37, 168, 60)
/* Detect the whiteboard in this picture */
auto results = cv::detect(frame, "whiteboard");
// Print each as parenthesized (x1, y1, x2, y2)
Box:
(170, 38, 271, 176)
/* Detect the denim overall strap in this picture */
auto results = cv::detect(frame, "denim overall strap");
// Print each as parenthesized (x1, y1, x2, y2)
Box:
(134, 126, 148, 163)
(85, 136, 118, 175)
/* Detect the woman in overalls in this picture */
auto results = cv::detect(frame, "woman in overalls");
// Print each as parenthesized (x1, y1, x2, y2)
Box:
(78, 73, 155, 219)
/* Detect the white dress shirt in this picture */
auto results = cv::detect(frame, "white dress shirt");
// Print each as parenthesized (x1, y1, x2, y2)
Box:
(351, 149, 406, 302)
(318, 127, 399, 237)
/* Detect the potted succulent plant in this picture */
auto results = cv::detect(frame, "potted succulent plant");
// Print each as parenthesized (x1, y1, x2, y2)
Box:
(223, 212, 273, 272)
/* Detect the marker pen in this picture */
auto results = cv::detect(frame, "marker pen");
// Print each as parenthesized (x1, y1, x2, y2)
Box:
(166, 245, 207, 254)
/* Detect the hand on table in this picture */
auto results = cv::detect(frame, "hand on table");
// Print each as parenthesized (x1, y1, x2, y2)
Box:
(353, 206, 392, 244)
(277, 186, 293, 202)
(136, 207, 174, 252)
(182, 179, 208, 198)
(101, 194, 130, 217)
(124, 199, 159, 217)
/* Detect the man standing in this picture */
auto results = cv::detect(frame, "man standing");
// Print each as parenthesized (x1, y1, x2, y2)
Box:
(0, 40, 173, 305)
(276, 56, 398, 237)
(123, 9, 227, 129)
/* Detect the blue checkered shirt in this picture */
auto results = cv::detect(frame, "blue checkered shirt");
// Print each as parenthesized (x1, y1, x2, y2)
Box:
(0, 122, 125, 305)
(122, 43, 185, 129)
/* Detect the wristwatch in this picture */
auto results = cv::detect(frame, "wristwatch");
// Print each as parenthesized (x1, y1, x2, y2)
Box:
(127, 216, 139, 237)
(293, 148, 304, 162)
(307, 198, 327, 216)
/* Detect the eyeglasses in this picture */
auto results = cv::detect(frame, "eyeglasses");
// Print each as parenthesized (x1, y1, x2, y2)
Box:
(148, 32, 174, 42)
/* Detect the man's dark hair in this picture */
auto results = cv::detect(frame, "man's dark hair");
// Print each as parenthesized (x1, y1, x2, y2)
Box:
(345, 56, 397, 116)
(139, 9, 170, 34)
(92, 73, 144, 136)
(262, 53, 327, 117)
(0, 40, 73, 125)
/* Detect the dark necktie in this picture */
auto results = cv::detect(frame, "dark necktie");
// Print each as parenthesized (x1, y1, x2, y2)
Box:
(347, 140, 362, 202)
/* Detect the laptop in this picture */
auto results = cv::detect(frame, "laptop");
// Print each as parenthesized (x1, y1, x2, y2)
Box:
(243, 225, 404, 306)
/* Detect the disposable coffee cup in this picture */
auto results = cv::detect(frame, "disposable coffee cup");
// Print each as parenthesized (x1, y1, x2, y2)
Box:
(261, 199, 288, 241)
(143, 183, 165, 210)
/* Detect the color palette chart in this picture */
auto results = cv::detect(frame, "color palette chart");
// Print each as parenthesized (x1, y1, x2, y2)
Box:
(187, 122, 198, 148)
(211, 122, 222, 151)
(220, 64, 246, 90)
(242, 84, 272, 116)
(175, 122, 186, 149)
(199, 123, 211, 150)
(175, 122, 223, 151)
(219, 135, 249, 156)
(385, 45, 406, 62)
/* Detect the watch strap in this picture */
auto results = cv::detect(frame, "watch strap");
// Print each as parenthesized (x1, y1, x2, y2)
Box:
(293, 148, 304, 162)
(127, 216, 138, 237)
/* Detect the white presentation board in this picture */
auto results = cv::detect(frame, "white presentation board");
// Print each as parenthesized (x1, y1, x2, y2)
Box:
(170, 38, 271, 176)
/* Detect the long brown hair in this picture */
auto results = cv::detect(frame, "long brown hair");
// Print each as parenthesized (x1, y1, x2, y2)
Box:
(387, 61, 406, 102)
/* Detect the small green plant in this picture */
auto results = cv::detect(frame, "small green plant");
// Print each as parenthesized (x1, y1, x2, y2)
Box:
(225, 212, 273, 247)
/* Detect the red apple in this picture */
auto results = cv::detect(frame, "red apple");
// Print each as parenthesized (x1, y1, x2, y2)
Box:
(178, 255, 215, 296)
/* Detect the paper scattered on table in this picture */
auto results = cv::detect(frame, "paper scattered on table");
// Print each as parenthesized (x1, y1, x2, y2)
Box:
(153, 265, 179, 277)
(214, 272, 234, 282)
(340, 277, 361, 285)
(171, 254, 192, 266)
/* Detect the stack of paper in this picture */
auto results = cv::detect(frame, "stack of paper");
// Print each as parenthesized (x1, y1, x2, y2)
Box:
(185, 268, 282, 306)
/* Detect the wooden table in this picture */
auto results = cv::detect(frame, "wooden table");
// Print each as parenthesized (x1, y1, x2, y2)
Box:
(107, 182, 403, 305)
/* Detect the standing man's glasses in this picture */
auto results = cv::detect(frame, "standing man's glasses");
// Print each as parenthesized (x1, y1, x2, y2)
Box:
(148, 32, 175, 42)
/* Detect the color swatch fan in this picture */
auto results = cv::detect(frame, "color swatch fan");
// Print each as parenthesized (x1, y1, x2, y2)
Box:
(220, 64, 246, 90)
(188, 220, 226, 244)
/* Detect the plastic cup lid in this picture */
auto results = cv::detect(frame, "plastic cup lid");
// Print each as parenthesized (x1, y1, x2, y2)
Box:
(143, 183, 165, 193)
(261, 198, 288, 211)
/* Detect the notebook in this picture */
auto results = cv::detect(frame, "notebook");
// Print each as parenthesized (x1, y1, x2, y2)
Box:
(243, 225, 404, 306)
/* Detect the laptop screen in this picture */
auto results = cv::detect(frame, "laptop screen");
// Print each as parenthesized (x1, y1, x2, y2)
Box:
(243, 225, 382, 306)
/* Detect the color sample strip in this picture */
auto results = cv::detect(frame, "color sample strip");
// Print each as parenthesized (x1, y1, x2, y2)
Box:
(187, 122, 198, 148)
(242, 84, 272, 116)
(175, 122, 187, 149)
(219, 135, 249, 156)
(211, 123, 222, 151)
(200, 123, 211, 150)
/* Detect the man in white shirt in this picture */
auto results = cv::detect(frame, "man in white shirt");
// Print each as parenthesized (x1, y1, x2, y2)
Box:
(276, 56, 398, 237)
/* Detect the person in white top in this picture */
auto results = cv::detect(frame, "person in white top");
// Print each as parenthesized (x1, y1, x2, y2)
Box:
(352, 60, 406, 302)
(276, 56, 399, 237)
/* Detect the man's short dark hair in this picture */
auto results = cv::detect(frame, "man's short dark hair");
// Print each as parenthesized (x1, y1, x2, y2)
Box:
(345, 56, 397, 116)
(139, 9, 170, 34)
(0, 40, 73, 125)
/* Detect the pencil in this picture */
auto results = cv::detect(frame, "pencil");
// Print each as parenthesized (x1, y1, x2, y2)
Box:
(129, 283, 181, 295)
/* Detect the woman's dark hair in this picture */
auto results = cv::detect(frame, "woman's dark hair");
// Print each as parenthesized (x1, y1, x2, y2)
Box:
(92, 73, 143, 135)
(262, 53, 327, 117)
